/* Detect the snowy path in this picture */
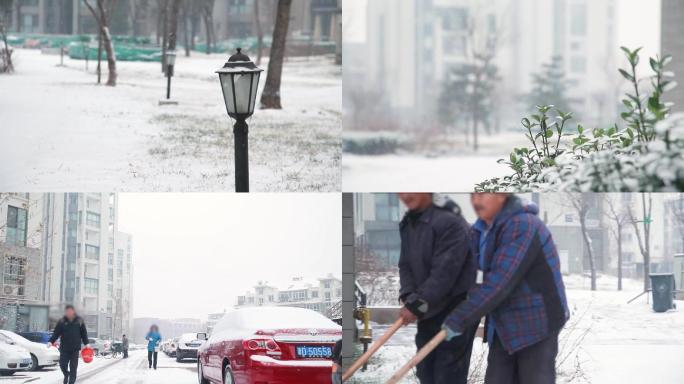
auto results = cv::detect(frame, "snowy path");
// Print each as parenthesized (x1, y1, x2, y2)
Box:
(342, 154, 509, 192)
(0, 49, 341, 191)
(349, 276, 684, 383)
(1, 350, 197, 384)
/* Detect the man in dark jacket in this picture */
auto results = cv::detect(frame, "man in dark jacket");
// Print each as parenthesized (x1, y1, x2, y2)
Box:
(397, 193, 477, 384)
(49, 305, 89, 384)
(122, 334, 129, 358)
(443, 194, 569, 384)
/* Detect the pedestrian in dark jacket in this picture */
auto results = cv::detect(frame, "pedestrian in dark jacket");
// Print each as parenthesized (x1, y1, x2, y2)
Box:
(49, 305, 89, 384)
(397, 193, 477, 384)
(122, 334, 129, 358)
(443, 194, 569, 384)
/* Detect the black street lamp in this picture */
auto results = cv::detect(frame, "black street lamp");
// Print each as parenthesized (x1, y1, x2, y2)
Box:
(216, 48, 263, 193)
(165, 51, 177, 100)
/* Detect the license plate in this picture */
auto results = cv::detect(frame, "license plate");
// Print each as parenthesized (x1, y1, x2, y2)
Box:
(21, 358, 31, 365)
(295, 345, 332, 359)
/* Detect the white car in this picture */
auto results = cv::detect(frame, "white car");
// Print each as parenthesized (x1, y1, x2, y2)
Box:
(0, 330, 60, 371)
(0, 334, 31, 376)
(175, 333, 205, 362)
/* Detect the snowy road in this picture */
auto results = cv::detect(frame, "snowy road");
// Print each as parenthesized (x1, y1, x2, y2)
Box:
(0, 49, 341, 192)
(0, 350, 197, 384)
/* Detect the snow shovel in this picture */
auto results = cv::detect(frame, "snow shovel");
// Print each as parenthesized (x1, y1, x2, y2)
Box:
(384, 329, 447, 384)
(342, 318, 404, 382)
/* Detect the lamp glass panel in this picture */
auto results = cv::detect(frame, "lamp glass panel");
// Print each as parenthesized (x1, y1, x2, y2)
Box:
(220, 73, 236, 115)
(249, 72, 261, 114)
(233, 73, 255, 115)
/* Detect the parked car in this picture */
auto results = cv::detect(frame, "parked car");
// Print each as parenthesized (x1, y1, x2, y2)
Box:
(197, 307, 342, 384)
(162, 338, 177, 356)
(176, 333, 205, 362)
(0, 333, 31, 376)
(0, 330, 59, 371)
(17, 331, 52, 344)
(88, 338, 109, 355)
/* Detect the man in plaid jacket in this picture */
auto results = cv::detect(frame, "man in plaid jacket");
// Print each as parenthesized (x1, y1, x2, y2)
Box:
(443, 194, 569, 384)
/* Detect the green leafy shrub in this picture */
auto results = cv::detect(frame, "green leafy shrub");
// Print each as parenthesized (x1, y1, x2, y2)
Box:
(477, 47, 682, 192)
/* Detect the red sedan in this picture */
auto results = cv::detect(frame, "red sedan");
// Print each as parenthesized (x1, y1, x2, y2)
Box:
(198, 306, 341, 384)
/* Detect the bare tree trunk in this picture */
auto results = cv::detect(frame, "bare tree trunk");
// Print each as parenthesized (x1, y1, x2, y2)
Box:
(253, 0, 263, 66)
(260, 0, 292, 109)
(201, 0, 214, 55)
(14, 1, 20, 32)
(160, 0, 168, 72)
(167, 0, 182, 51)
(97, 28, 102, 84)
(578, 209, 597, 291)
(182, 0, 190, 56)
(628, 193, 653, 292)
(85, 0, 117, 86)
(616, 227, 623, 291)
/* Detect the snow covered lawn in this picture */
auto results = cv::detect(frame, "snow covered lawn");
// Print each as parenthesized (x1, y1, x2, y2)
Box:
(343, 154, 509, 192)
(349, 275, 684, 383)
(0, 49, 341, 191)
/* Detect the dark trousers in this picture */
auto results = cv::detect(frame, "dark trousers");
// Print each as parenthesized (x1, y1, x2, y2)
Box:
(415, 306, 477, 384)
(123, 349, 128, 358)
(484, 331, 559, 384)
(148, 351, 158, 368)
(59, 350, 79, 384)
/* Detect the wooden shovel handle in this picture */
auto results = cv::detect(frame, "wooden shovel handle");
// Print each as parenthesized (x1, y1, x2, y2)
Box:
(342, 318, 404, 382)
(384, 329, 447, 384)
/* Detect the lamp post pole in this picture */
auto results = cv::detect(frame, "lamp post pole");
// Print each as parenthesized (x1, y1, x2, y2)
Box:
(166, 67, 172, 99)
(216, 48, 263, 193)
(234, 119, 249, 192)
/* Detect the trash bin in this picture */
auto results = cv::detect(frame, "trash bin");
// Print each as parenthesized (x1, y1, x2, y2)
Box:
(650, 273, 676, 313)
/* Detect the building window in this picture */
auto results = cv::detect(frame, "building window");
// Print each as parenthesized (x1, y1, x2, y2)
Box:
(324, 292, 331, 302)
(84, 278, 99, 294)
(374, 194, 400, 221)
(86, 212, 100, 227)
(85, 245, 100, 260)
(312, 291, 319, 298)
(323, 280, 331, 288)
(570, 56, 586, 73)
(6, 206, 28, 247)
(570, 3, 587, 36)
(3, 255, 26, 296)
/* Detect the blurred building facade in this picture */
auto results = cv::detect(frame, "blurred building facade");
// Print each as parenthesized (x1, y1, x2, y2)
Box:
(346, 0, 620, 131)
(662, 0, 684, 112)
(6, 0, 341, 51)
(352, 193, 681, 282)
(0, 193, 133, 340)
(236, 275, 342, 315)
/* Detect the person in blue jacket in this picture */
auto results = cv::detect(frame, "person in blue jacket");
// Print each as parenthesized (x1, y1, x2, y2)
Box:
(145, 325, 162, 370)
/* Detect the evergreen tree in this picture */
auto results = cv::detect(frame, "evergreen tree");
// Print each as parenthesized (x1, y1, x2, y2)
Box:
(525, 55, 574, 113)
(438, 53, 499, 151)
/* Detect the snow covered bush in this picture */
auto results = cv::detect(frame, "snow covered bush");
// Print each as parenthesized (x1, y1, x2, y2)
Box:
(477, 47, 682, 192)
(343, 131, 409, 155)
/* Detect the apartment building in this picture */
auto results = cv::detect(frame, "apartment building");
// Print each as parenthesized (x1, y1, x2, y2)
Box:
(237, 275, 342, 315)
(0, 193, 48, 332)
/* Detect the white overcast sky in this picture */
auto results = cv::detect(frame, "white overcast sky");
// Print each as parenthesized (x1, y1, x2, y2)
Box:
(118, 193, 341, 320)
(344, 0, 661, 56)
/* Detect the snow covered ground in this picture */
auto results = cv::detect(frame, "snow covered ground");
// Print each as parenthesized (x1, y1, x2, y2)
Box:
(349, 275, 684, 384)
(0, 49, 341, 191)
(342, 154, 509, 192)
(2, 350, 196, 383)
